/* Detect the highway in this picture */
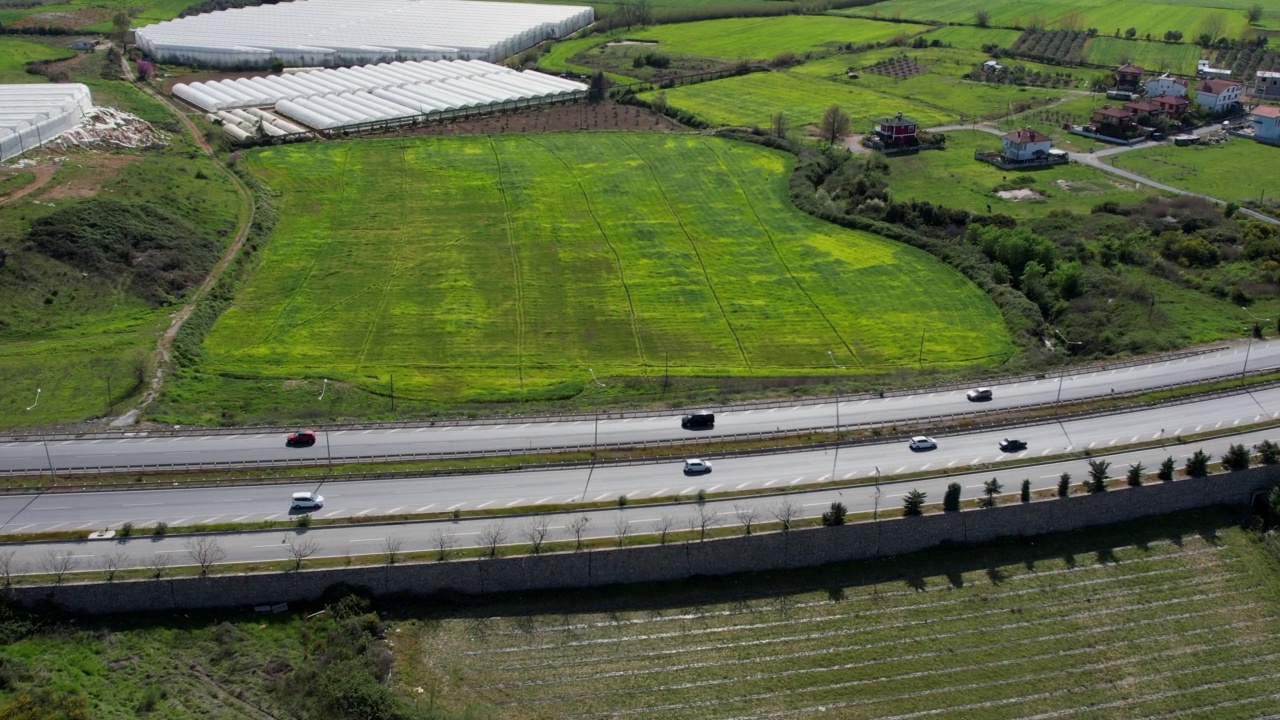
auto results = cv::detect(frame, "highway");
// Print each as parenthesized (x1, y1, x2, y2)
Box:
(2, 342, 1279, 475)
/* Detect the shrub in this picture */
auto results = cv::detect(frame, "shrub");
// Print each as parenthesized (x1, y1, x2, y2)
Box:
(1222, 443, 1250, 471)
(1256, 439, 1280, 465)
(1020, 479, 1031, 503)
(1086, 459, 1110, 493)
(119, 521, 133, 537)
(980, 478, 1002, 508)
(1185, 449, 1211, 478)
(1057, 472, 1071, 497)
(1127, 462, 1145, 487)
(617, 494, 628, 507)
(152, 521, 168, 536)
(902, 489, 927, 516)
(943, 482, 962, 512)
(695, 488, 707, 504)
(821, 501, 847, 526)
(1158, 456, 1176, 481)
(296, 513, 311, 528)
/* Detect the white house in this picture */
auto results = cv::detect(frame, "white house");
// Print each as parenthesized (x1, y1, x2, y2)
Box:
(1252, 105, 1280, 144)
(1195, 78, 1243, 113)
(1144, 73, 1187, 98)
(1001, 126, 1052, 161)
(1255, 70, 1280, 101)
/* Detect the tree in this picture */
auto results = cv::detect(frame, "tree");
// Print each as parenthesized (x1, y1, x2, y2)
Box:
(1058, 472, 1071, 498)
(975, 8, 989, 27)
(0, 548, 18, 587)
(1125, 26, 1137, 39)
(1221, 443, 1251, 471)
(980, 478, 1002, 508)
(111, 10, 131, 43)
(772, 499, 800, 530)
(567, 515, 591, 550)
(733, 504, 759, 535)
(770, 111, 787, 139)
(1248, 4, 1264, 24)
(146, 552, 170, 579)
(1020, 479, 1031, 503)
(429, 528, 456, 561)
(614, 517, 632, 547)
(587, 70, 608, 102)
(98, 551, 127, 581)
(694, 505, 720, 540)
(285, 537, 320, 571)
(1086, 459, 1111, 493)
(821, 501, 847, 526)
(943, 482, 962, 512)
(1127, 462, 1145, 487)
(656, 514, 676, 544)
(1185, 449, 1211, 478)
(0, 688, 91, 720)
(477, 524, 505, 559)
(186, 537, 226, 576)
(1256, 439, 1280, 465)
(903, 489, 927, 516)
(1158, 455, 1176, 481)
(819, 105, 851, 146)
(524, 516, 552, 554)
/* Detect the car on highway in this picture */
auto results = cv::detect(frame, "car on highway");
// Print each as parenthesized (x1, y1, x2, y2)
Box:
(908, 436, 937, 451)
(966, 387, 993, 401)
(683, 458, 712, 475)
(286, 429, 317, 447)
(999, 438, 1027, 452)
(681, 411, 715, 430)
(291, 491, 324, 509)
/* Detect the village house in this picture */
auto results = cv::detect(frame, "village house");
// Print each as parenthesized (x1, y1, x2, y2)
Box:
(1255, 70, 1280, 101)
(1194, 78, 1243, 113)
(1252, 105, 1280, 144)
(1115, 63, 1144, 93)
(1144, 73, 1187, 98)
(1000, 127, 1052, 161)
(1123, 99, 1164, 124)
(1091, 105, 1138, 138)
(873, 111, 918, 147)
(1150, 94, 1190, 118)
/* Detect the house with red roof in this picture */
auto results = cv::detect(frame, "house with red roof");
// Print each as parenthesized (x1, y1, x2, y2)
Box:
(1090, 105, 1138, 139)
(1000, 127, 1053, 162)
(1194, 78, 1243, 113)
(1115, 63, 1144, 92)
(1150, 94, 1190, 118)
(1251, 105, 1280, 144)
(873, 111, 918, 146)
(1144, 73, 1187, 99)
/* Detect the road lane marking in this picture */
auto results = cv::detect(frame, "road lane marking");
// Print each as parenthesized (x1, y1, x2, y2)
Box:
(762, 480, 777, 487)
(349, 538, 382, 543)
(971, 457, 983, 464)
(650, 488, 669, 497)
(29, 506, 72, 511)
(680, 486, 696, 494)
(920, 463, 932, 470)
(735, 482, 750, 489)
(504, 499, 524, 507)
(947, 460, 959, 467)
(894, 466, 906, 474)
(593, 494, 611, 501)
(707, 484, 722, 492)
(789, 477, 804, 485)
(446, 503, 463, 511)
(475, 501, 494, 509)
(386, 506, 403, 515)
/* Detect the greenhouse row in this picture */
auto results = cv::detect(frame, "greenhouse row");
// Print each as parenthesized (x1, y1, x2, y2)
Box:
(174, 60, 587, 132)
(135, 0, 594, 69)
(0, 83, 92, 162)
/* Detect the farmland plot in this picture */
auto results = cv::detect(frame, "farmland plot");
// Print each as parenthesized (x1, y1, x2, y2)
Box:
(412, 514, 1280, 719)
(202, 134, 1009, 404)
(625, 15, 931, 61)
(1083, 36, 1203, 75)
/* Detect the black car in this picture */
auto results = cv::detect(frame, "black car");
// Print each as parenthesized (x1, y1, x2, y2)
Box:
(681, 411, 715, 430)
(998, 437, 1027, 452)
(286, 429, 317, 448)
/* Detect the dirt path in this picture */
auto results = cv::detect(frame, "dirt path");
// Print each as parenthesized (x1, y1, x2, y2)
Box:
(113, 57, 257, 425)
(0, 164, 56, 205)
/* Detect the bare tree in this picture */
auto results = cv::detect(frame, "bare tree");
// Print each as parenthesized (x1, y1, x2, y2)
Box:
(772, 499, 800, 532)
(523, 516, 552, 555)
(285, 536, 321, 571)
(819, 105, 851, 146)
(771, 111, 787, 139)
(694, 505, 720, 541)
(656, 515, 676, 545)
(147, 552, 171, 579)
(41, 550, 76, 584)
(478, 523, 507, 559)
(613, 517, 632, 547)
(383, 535, 405, 565)
(98, 551, 128, 582)
(734, 504, 759, 536)
(430, 528, 456, 561)
(568, 515, 591, 551)
(186, 536, 227, 576)
(0, 549, 18, 587)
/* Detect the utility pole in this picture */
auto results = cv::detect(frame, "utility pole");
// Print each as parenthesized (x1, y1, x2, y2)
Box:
(106, 374, 113, 415)
(390, 374, 395, 414)
(918, 329, 925, 369)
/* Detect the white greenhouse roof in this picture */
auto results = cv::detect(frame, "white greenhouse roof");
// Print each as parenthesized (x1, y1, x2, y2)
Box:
(0, 83, 93, 161)
(174, 59, 587, 131)
(135, 0, 594, 68)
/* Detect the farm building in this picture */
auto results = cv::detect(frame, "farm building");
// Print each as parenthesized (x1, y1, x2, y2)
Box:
(873, 112, 918, 146)
(1254, 70, 1280, 101)
(0, 83, 92, 161)
(135, 0, 594, 69)
(173, 60, 588, 132)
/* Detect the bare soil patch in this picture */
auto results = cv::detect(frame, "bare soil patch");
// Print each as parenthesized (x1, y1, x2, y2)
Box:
(842, 133, 871, 153)
(865, 55, 929, 79)
(37, 153, 139, 201)
(996, 188, 1047, 201)
(380, 101, 683, 137)
(0, 164, 56, 205)
(12, 8, 109, 29)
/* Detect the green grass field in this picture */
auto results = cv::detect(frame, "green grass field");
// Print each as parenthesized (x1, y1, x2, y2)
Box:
(0, 37, 72, 84)
(882, 130, 1159, 218)
(186, 134, 1010, 412)
(839, 0, 1262, 36)
(407, 509, 1280, 718)
(1105, 138, 1280, 205)
(0, 0, 191, 32)
(920, 24, 1022, 50)
(1083, 36, 1204, 75)
(625, 15, 930, 61)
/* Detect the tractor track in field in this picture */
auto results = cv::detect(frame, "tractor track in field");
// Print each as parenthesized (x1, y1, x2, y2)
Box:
(620, 137, 750, 371)
(702, 139, 862, 369)
(490, 137, 525, 395)
(352, 146, 407, 372)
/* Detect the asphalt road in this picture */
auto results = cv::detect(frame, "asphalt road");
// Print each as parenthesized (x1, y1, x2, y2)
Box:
(2, 342, 1278, 475)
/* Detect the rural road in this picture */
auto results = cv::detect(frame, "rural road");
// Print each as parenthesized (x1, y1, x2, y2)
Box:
(1, 342, 1278, 474)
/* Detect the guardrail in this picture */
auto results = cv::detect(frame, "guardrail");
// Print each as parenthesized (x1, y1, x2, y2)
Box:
(0, 345, 1232, 445)
(4, 368, 1276, 490)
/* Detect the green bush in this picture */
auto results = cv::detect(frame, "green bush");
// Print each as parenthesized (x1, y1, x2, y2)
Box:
(119, 522, 133, 537)
(1020, 479, 1031, 502)
(902, 489, 927, 516)
(1057, 472, 1071, 497)
(821, 501, 847, 526)
(1185, 450, 1211, 478)
(1157, 456, 1176, 481)
(1257, 440, 1280, 465)
(1127, 462, 1145, 487)
(1221, 443, 1250, 471)
(152, 521, 168, 536)
(943, 482, 962, 512)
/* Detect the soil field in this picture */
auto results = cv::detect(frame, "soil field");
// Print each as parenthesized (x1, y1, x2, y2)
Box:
(625, 15, 931, 61)
(173, 133, 1011, 419)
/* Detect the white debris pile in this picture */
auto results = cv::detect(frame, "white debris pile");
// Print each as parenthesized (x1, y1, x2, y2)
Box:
(50, 107, 168, 151)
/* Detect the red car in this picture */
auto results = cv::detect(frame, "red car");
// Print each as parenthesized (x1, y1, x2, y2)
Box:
(286, 429, 317, 448)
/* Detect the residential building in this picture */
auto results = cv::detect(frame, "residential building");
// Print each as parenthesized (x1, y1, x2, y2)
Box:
(1124, 99, 1164, 123)
(1000, 127, 1052, 161)
(873, 111, 918, 146)
(1196, 59, 1232, 78)
(1252, 105, 1280, 144)
(1255, 70, 1280, 101)
(1115, 63, 1144, 92)
(1151, 94, 1190, 118)
(1195, 78, 1243, 113)
(1144, 73, 1187, 98)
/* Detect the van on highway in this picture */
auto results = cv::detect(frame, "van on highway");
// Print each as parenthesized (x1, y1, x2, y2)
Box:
(291, 491, 324, 510)
(681, 411, 715, 430)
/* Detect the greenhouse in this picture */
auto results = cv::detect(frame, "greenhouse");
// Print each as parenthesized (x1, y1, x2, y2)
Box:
(135, 0, 594, 69)
(173, 60, 587, 132)
(0, 84, 92, 161)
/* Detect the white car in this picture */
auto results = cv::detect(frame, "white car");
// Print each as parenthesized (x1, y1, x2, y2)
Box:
(291, 491, 324, 509)
(908, 436, 937, 451)
(966, 387, 993, 401)
(683, 458, 712, 475)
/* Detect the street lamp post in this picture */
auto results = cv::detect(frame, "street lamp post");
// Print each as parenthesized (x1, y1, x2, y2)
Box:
(1240, 307, 1271, 384)
(24, 388, 56, 484)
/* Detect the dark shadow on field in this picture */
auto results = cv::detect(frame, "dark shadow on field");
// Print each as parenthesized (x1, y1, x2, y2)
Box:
(985, 565, 1007, 585)
(945, 569, 964, 588)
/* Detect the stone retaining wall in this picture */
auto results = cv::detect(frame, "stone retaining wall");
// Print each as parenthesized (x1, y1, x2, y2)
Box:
(8, 467, 1277, 615)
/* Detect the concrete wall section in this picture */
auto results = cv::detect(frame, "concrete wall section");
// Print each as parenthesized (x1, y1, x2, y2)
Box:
(8, 468, 1279, 615)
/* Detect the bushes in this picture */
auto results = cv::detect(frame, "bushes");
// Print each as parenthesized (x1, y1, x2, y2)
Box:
(821, 501, 847, 526)
(943, 482, 962, 512)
